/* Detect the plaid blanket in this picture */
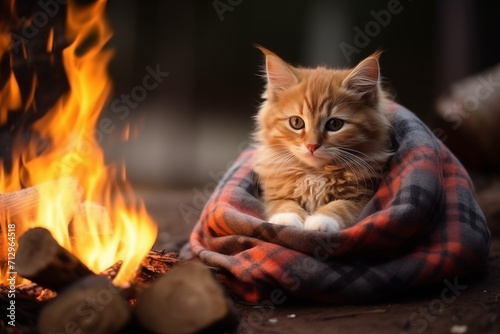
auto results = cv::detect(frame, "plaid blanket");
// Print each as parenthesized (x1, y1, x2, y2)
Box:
(189, 104, 490, 303)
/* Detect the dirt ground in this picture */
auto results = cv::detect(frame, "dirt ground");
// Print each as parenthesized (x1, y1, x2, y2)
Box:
(147, 173, 500, 334)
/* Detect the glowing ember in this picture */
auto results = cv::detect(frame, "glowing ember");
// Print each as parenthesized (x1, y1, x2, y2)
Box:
(0, 0, 158, 285)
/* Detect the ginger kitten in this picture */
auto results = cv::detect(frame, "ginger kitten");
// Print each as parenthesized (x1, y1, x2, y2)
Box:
(253, 47, 393, 233)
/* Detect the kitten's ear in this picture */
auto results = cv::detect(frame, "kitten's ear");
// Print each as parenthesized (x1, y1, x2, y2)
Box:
(257, 46, 298, 99)
(342, 52, 380, 98)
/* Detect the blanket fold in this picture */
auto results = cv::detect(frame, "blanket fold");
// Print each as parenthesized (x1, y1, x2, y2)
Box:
(190, 104, 490, 303)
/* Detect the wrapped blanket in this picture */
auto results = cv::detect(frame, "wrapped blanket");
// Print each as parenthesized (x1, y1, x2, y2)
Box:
(189, 104, 490, 303)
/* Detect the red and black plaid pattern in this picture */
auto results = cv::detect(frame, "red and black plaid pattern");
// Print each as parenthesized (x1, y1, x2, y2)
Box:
(189, 104, 490, 303)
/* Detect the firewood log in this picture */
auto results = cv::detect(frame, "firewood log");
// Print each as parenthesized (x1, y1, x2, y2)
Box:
(16, 227, 94, 291)
(0, 176, 82, 222)
(37, 276, 130, 334)
(135, 262, 237, 334)
(69, 200, 114, 255)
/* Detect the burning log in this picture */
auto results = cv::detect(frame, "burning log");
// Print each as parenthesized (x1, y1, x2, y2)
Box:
(3, 234, 224, 334)
(0, 177, 82, 223)
(16, 227, 94, 291)
(37, 276, 130, 334)
(135, 262, 237, 334)
(70, 200, 113, 237)
(16, 228, 131, 333)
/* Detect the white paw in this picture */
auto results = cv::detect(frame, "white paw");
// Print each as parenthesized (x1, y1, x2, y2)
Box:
(269, 213, 304, 229)
(304, 214, 340, 233)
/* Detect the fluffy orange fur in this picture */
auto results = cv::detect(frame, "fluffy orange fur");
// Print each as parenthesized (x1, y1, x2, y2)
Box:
(253, 47, 393, 232)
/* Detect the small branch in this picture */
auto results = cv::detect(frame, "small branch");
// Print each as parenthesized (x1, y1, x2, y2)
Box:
(320, 308, 387, 320)
(99, 260, 123, 281)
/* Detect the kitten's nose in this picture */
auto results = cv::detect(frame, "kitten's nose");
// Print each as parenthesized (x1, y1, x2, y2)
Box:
(306, 143, 319, 153)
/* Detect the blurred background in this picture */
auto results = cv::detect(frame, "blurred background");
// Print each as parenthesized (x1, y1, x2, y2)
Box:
(101, 0, 500, 188)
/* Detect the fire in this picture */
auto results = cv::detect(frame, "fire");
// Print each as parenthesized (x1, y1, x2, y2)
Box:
(0, 0, 158, 285)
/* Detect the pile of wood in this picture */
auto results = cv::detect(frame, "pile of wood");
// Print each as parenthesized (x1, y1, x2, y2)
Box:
(0, 181, 238, 333)
(1, 228, 237, 334)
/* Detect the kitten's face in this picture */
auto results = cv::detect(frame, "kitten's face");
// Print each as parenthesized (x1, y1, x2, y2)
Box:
(255, 48, 390, 170)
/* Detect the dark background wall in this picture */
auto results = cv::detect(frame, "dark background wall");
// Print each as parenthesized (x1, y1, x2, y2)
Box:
(4, 0, 500, 187)
(102, 0, 500, 187)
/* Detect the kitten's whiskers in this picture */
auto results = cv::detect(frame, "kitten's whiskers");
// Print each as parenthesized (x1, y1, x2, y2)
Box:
(256, 145, 297, 193)
(329, 146, 383, 199)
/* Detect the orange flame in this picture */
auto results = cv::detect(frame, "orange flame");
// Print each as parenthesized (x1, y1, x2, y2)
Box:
(0, 0, 158, 284)
(0, 3, 21, 126)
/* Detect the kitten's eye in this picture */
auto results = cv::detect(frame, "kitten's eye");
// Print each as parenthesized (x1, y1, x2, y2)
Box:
(325, 118, 344, 132)
(289, 116, 305, 130)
